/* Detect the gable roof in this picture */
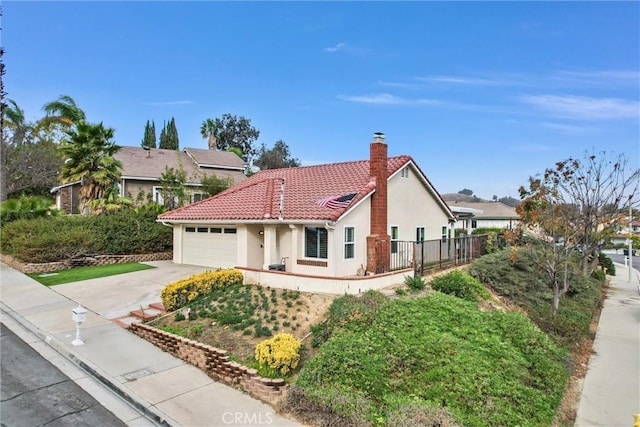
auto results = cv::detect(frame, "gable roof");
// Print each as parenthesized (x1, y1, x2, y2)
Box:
(445, 201, 519, 219)
(159, 155, 419, 222)
(183, 147, 246, 170)
(114, 146, 247, 184)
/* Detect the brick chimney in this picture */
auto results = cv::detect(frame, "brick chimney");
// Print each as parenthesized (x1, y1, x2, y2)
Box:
(366, 132, 391, 274)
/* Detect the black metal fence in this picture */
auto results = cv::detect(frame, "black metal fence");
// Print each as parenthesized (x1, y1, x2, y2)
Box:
(386, 234, 490, 276)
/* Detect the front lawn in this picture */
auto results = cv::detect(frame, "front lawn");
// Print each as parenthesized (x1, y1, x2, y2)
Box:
(28, 262, 155, 286)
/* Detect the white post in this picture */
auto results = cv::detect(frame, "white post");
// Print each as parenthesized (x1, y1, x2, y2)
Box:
(71, 305, 87, 346)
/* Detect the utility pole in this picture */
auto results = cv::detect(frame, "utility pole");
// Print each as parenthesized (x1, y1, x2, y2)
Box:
(629, 195, 633, 283)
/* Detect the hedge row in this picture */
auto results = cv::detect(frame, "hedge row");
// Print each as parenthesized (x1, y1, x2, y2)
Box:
(160, 269, 244, 311)
(0, 210, 172, 263)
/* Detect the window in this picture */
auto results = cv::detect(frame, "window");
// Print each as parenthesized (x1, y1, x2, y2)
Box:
(210, 227, 222, 233)
(224, 228, 237, 234)
(391, 226, 399, 254)
(401, 166, 409, 178)
(416, 227, 425, 242)
(197, 227, 208, 233)
(191, 193, 207, 203)
(185, 227, 196, 233)
(153, 186, 178, 208)
(344, 226, 355, 260)
(305, 227, 328, 259)
(471, 220, 477, 229)
(441, 226, 448, 241)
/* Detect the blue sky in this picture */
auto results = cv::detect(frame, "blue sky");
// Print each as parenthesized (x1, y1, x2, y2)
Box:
(4, 1, 639, 199)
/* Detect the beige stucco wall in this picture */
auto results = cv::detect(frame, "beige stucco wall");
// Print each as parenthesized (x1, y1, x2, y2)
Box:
(241, 267, 412, 295)
(333, 199, 371, 277)
(122, 180, 156, 204)
(172, 225, 183, 264)
(388, 166, 451, 241)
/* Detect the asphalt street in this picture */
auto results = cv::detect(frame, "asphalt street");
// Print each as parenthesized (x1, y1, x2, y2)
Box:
(0, 323, 127, 427)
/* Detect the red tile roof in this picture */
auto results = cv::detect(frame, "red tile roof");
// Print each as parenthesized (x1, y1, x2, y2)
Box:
(159, 155, 412, 222)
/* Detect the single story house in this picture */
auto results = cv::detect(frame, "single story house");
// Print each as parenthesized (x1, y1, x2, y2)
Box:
(445, 201, 520, 232)
(159, 133, 457, 293)
(52, 146, 247, 214)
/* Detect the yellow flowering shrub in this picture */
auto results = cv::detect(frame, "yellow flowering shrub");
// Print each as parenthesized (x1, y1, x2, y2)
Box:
(255, 333, 301, 376)
(160, 269, 243, 311)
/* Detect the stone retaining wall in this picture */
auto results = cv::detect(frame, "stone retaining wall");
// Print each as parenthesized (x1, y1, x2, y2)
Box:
(0, 252, 173, 274)
(128, 323, 288, 401)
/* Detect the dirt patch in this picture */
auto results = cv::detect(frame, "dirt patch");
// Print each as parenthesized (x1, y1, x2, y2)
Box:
(151, 285, 335, 364)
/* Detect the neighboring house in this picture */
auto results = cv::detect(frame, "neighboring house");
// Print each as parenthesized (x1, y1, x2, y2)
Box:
(610, 218, 640, 246)
(158, 133, 457, 293)
(445, 201, 520, 232)
(52, 147, 247, 213)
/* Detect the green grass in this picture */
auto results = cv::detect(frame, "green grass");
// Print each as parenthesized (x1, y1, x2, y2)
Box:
(28, 263, 155, 286)
(295, 292, 568, 426)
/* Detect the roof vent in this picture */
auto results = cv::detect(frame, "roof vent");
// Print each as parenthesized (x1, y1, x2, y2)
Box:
(373, 132, 386, 142)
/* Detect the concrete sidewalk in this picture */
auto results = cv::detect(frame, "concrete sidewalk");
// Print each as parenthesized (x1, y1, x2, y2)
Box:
(0, 262, 300, 427)
(575, 263, 640, 427)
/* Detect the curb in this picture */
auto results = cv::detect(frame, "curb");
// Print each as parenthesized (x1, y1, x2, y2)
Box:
(0, 303, 177, 427)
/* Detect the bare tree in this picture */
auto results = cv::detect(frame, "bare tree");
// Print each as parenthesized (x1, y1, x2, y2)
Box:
(516, 150, 639, 314)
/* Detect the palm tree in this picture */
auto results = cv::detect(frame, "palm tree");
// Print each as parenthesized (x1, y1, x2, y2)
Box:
(42, 95, 86, 127)
(59, 122, 122, 214)
(200, 118, 217, 150)
(3, 99, 32, 145)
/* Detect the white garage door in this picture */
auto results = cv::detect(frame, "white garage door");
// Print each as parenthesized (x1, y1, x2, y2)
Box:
(181, 226, 237, 268)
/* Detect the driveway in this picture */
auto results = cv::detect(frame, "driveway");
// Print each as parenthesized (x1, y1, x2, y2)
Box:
(50, 261, 211, 319)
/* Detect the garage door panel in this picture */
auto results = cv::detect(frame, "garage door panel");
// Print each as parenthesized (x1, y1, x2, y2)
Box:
(182, 229, 237, 268)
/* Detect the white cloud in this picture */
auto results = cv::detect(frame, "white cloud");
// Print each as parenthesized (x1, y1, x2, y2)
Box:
(322, 42, 370, 56)
(518, 94, 639, 120)
(376, 80, 424, 90)
(323, 42, 346, 53)
(143, 100, 192, 107)
(539, 122, 601, 135)
(553, 70, 640, 87)
(338, 93, 440, 106)
(416, 75, 509, 86)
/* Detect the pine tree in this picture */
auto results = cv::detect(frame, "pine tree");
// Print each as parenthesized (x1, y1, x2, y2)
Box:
(166, 117, 179, 150)
(141, 120, 157, 149)
(150, 121, 156, 146)
(159, 120, 168, 149)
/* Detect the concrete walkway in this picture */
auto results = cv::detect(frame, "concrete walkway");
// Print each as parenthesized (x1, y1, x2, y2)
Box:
(0, 262, 300, 427)
(575, 263, 640, 427)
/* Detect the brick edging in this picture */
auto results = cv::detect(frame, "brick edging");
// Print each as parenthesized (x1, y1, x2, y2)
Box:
(0, 252, 173, 274)
(128, 323, 288, 401)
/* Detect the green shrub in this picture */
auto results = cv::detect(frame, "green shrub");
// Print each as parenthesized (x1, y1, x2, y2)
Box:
(310, 291, 388, 347)
(471, 227, 503, 235)
(429, 270, 490, 302)
(404, 275, 425, 292)
(0, 210, 172, 262)
(591, 269, 606, 282)
(598, 252, 616, 276)
(394, 287, 407, 296)
(0, 195, 61, 224)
